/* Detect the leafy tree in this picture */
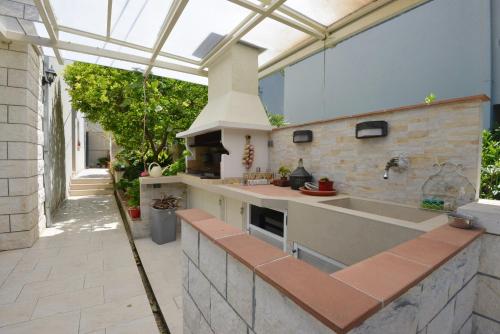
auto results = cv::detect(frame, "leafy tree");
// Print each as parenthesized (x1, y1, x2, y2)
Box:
(481, 126, 500, 199)
(63, 62, 207, 164)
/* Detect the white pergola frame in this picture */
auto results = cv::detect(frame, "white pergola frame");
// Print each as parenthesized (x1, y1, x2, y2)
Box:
(1, 0, 430, 80)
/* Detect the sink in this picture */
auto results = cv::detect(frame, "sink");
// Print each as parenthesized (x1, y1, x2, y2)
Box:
(320, 197, 441, 223)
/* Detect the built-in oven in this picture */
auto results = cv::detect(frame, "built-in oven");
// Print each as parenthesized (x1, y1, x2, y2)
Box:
(247, 204, 287, 251)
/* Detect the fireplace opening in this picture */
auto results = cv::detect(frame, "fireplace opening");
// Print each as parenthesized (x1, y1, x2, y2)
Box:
(186, 131, 228, 179)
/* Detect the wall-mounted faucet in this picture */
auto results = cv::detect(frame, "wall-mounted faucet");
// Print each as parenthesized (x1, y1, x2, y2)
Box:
(383, 155, 409, 179)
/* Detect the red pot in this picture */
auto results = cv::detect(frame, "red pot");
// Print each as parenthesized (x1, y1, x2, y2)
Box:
(128, 207, 141, 219)
(318, 180, 334, 191)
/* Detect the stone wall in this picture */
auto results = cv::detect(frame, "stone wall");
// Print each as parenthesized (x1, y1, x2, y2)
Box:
(0, 40, 45, 250)
(269, 97, 485, 206)
(458, 200, 500, 333)
(350, 239, 480, 334)
(181, 217, 481, 334)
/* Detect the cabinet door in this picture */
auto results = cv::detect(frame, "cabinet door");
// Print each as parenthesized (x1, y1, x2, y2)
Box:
(224, 197, 245, 230)
(187, 186, 222, 219)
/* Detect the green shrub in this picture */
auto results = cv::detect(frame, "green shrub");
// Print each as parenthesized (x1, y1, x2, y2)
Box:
(126, 179, 140, 207)
(123, 164, 144, 180)
(116, 178, 132, 191)
(481, 127, 500, 200)
(97, 156, 109, 166)
(267, 113, 287, 128)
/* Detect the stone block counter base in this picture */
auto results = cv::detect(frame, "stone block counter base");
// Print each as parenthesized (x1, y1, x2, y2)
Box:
(177, 208, 483, 334)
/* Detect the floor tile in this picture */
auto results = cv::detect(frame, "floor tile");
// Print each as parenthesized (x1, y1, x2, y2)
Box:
(17, 275, 85, 303)
(32, 287, 104, 319)
(106, 315, 160, 334)
(0, 311, 80, 334)
(79, 294, 152, 333)
(0, 301, 36, 327)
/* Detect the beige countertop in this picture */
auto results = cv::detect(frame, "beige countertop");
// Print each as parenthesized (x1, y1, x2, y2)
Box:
(140, 173, 446, 232)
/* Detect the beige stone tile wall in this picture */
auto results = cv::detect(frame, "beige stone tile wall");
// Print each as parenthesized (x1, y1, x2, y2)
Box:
(0, 40, 45, 250)
(269, 100, 483, 206)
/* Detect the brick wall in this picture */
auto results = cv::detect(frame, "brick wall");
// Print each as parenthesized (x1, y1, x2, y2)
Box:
(0, 40, 45, 250)
(181, 217, 481, 334)
(269, 98, 484, 206)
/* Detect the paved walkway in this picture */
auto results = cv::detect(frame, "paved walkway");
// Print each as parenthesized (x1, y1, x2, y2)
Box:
(0, 195, 160, 334)
(135, 235, 183, 334)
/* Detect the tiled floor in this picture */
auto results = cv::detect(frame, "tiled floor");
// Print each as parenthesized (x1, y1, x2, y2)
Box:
(0, 195, 160, 334)
(135, 233, 183, 334)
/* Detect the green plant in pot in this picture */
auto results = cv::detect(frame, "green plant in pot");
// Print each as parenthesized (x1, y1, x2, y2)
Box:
(97, 156, 110, 168)
(318, 177, 334, 191)
(126, 179, 141, 219)
(150, 195, 181, 245)
(274, 166, 291, 187)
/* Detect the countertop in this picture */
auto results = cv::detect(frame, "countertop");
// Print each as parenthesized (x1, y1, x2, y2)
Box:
(139, 173, 446, 232)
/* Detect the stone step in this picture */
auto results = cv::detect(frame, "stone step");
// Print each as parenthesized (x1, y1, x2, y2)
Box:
(71, 178, 112, 185)
(69, 189, 114, 196)
(70, 183, 114, 190)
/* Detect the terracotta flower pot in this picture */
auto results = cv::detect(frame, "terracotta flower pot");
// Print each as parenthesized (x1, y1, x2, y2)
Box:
(273, 178, 290, 187)
(128, 207, 141, 219)
(318, 180, 334, 191)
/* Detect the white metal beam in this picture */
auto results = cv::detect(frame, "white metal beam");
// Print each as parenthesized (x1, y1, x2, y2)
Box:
(144, 0, 189, 77)
(107, 0, 113, 39)
(34, 0, 63, 64)
(201, 0, 287, 68)
(4, 30, 207, 77)
(227, 0, 325, 39)
(57, 25, 200, 66)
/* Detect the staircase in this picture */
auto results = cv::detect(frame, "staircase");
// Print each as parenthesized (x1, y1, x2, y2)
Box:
(69, 169, 114, 196)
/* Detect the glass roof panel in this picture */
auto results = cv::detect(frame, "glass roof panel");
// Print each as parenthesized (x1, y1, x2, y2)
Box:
(284, 0, 373, 26)
(242, 17, 309, 65)
(50, 0, 107, 36)
(162, 0, 252, 60)
(110, 0, 174, 48)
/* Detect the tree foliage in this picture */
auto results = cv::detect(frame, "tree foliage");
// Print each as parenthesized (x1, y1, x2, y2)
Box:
(481, 126, 500, 199)
(63, 62, 207, 163)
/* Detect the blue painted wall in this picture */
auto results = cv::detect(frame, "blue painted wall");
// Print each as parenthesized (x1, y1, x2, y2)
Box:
(493, 0, 500, 107)
(259, 71, 284, 115)
(261, 0, 494, 128)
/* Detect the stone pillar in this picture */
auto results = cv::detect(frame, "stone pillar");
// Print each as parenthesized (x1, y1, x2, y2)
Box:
(0, 40, 45, 250)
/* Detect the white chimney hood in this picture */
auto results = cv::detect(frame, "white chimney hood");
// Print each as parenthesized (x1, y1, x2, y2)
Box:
(177, 42, 272, 138)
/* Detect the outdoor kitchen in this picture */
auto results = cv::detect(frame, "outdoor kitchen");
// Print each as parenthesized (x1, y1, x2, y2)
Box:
(131, 38, 493, 334)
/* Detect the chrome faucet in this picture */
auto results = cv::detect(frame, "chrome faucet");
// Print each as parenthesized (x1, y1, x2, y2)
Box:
(383, 155, 409, 179)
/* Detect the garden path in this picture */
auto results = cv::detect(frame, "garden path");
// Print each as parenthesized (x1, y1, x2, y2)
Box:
(0, 194, 160, 334)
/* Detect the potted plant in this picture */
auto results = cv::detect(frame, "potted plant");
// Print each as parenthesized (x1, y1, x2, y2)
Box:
(318, 177, 334, 191)
(112, 160, 126, 182)
(126, 179, 141, 219)
(97, 156, 110, 169)
(273, 166, 291, 187)
(150, 195, 181, 244)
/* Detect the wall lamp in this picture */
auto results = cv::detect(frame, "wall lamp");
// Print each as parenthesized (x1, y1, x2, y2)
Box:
(42, 65, 57, 86)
